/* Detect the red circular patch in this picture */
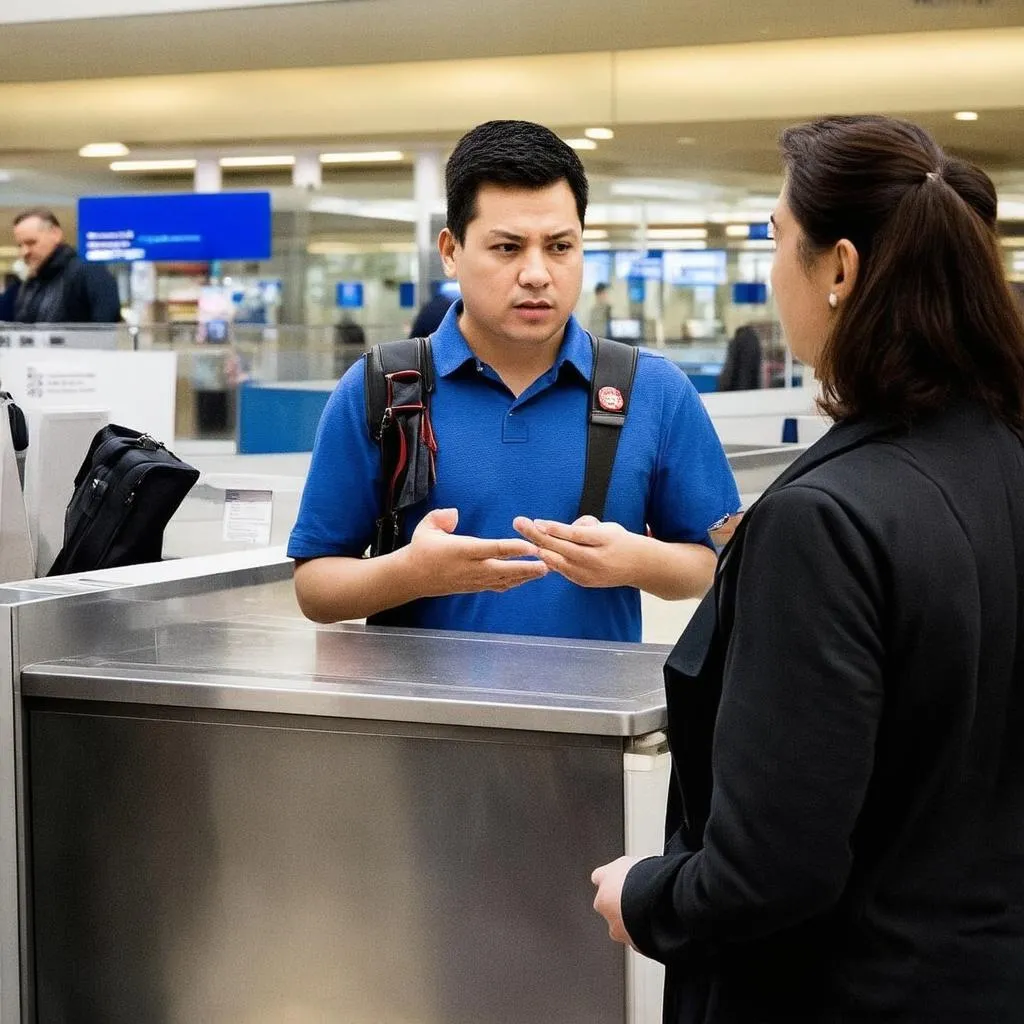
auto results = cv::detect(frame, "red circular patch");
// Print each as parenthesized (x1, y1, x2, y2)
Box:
(598, 386, 624, 413)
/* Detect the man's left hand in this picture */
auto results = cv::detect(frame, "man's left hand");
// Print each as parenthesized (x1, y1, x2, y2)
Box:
(591, 855, 642, 947)
(512, 515, 641, 589)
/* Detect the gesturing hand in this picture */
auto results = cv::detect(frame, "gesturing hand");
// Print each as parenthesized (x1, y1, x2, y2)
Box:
(512, 515, 642, 589)
(409, 508, 549, 596)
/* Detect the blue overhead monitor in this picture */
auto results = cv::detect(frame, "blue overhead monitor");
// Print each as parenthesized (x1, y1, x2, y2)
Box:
(78, 191, 272, 263)
(435, 280, 461, 300)
(398, 282, 417, 309)
(583, 250, 612, 290)
(614, 251, 663, 281)
(733, 281, 768, 305)
(336, 282, 364, 308)
(663, 250, 728, 287)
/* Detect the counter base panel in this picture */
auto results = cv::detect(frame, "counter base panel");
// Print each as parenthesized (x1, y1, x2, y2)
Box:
(27, 700, 627, 1024)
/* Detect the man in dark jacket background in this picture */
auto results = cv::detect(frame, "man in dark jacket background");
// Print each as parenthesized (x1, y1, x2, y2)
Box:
(11, 208, 121, 324)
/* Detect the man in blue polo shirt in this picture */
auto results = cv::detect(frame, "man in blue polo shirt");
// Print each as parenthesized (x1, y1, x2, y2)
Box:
(289, 120, 739, 642)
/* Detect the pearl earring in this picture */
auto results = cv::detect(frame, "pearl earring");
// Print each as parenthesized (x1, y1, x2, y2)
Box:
(828, 292, 838, 309)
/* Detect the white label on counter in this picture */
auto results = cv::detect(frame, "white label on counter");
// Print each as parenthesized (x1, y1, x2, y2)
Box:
(24, 364, 99, 399)
(223, 489, 273, 545)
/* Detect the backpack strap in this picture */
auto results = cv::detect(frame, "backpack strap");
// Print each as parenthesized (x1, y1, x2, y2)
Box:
(578, 335, 639, 521)
(364, 337, 436, 557)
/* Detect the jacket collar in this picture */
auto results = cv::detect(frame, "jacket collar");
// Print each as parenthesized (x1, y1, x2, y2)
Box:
(33, 243, 75, 282)
(763, 414, 900, 495)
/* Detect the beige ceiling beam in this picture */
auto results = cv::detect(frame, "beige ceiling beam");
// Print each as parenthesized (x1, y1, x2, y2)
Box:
(616, 28, 1024, 123)
(0, 53, 615, 150)
(0, 28, 1020, 152)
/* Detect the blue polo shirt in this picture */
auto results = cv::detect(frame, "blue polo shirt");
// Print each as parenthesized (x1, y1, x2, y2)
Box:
(288, 303, 739, 641)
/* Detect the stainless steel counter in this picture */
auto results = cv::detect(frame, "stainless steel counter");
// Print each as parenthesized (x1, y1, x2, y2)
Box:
(6, 554, 674, 1024)
(22, 605, 670, 736)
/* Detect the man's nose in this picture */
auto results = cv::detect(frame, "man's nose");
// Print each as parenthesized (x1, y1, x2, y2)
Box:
(518, 247, 552, 287)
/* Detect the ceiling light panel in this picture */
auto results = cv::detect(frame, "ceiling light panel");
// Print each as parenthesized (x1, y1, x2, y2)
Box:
(79, 142, 129, 158)
(220, 155, 295, 168)
(319, 151, 404, 164)
(110, 159, 197, 172)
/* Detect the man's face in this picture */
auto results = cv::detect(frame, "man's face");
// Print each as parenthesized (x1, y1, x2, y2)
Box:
(439, 180, 584, 356)
(14, 216, 63, 275)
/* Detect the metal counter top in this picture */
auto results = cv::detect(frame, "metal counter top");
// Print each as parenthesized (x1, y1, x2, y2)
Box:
(21, 612, 672, 737)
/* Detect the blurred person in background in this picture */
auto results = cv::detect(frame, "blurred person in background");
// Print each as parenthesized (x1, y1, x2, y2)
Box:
(588, 280, 612, 335)
(409, 289, 455, 338)
(0, 270, 22, 322)
(592, 115, 1024, 1023)
(11, 208, 120, 324)
(333, 314, 367, 377)
(716, 324, 762, 391)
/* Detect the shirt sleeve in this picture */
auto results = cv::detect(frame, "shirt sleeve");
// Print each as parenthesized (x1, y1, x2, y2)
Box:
(287, 358, 382, 559)
(621, 485, 885, 964)
(646, 361, 741, 545)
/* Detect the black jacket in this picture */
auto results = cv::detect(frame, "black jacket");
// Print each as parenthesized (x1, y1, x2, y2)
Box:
(12, 244, 121, 324)
(409, 294, 454, 338)
(622, 402, 1024, 1023)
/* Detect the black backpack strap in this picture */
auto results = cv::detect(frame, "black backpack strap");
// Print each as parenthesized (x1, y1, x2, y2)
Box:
(365, 337, 434, 440)
(364, 337, 436, 556)
(578, 335, 639, 521)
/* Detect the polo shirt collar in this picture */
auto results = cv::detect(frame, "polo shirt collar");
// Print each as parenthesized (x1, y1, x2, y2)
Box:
(430, 300, 594, 382)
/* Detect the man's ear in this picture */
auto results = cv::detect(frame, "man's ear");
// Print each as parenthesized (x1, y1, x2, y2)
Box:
(438, 228, 458, 277)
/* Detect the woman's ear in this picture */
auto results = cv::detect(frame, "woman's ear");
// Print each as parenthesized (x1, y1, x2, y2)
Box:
(833, 239, 860, 300)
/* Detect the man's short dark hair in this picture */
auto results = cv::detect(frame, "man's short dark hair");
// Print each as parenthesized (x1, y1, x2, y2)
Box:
(13, 208, 61, 229)
(445, 120, 589, 244)
(595, 282, 609, 296)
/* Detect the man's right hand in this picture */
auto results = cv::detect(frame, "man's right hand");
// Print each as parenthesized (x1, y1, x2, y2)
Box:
(405, 508, 549, 596)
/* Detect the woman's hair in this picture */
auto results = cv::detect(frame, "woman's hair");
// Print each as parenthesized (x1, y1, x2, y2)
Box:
(780, 115, 1024, 428)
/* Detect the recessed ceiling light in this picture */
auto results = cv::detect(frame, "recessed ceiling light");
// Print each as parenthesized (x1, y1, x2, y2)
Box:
(954, 111, 979, 122)
(110, 159, 198, 172)
(219, 155, 296, 168)
(80, 142, 130, 158)
(319, 150, 404, 164)
(677, 137, 697, 146)
(585, 128, 615, 141)
(725, 224, 751, 238)
(582, 228, 609, 240)
(563, 138, 598, 151)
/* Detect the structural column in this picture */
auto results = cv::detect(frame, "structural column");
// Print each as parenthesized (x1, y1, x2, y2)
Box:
(194, 158, 222, 194)
(292, 153, 322, 191)
(413, 149, 445, 306)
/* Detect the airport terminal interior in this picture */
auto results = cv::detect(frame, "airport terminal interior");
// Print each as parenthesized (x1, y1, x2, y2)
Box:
(1, 0, 1023, 1021)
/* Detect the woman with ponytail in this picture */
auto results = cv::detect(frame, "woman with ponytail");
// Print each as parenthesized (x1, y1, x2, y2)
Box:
(592, 116, 1024, 1024)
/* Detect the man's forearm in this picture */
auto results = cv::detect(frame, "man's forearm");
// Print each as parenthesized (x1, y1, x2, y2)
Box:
(626, 535, 716, 600)
(293, 547, 424, 623)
